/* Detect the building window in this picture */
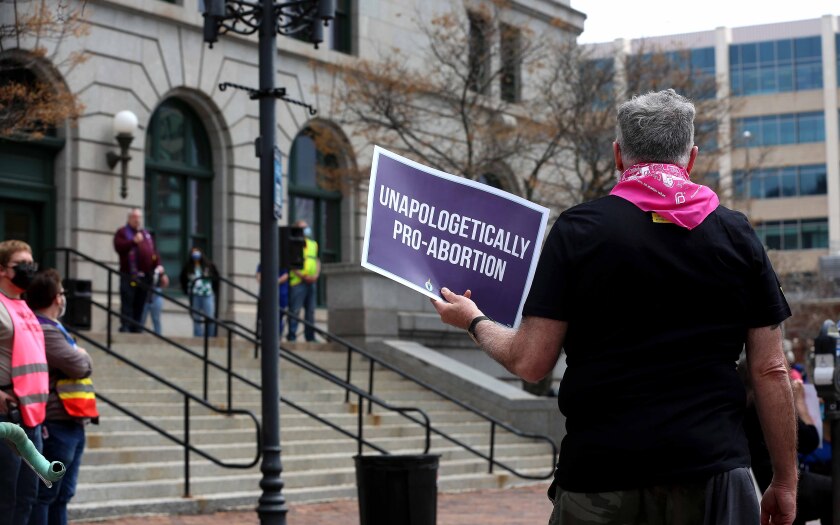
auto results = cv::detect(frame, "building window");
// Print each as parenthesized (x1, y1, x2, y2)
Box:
(836, 34, 840, 86)
(695, 120, 718, 152)
(330, 0, 353, 54)
(145, 99, 214, 279)
(730, 36, 822, 96)
(626, 47, 716, 99)
(288, 128, 343, 305)
(755, 218, 828, 250)
(468, 11, 491, 94)
(582, 58, 615, 109)
(733, 164, 826, 200)
(286, 1, 353, 51)
(734, 111, 824, 147)
(499, 23, 521, 103)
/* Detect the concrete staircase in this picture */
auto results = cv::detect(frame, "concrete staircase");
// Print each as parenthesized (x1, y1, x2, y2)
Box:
(66, 333, 555, 521)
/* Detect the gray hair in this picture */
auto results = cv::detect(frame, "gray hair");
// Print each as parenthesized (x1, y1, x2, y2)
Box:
(616, 89, 695, 167)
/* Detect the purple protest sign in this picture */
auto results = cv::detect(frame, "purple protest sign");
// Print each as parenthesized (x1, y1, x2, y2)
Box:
(362, 146, 549, 328)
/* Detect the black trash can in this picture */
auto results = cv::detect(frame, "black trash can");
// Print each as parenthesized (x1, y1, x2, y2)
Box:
(62, 278, 92, 330)
(354, 454, 440, 525)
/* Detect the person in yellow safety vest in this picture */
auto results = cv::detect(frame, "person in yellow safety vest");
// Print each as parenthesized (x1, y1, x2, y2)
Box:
(287, 220, 320, 342)
(0, 239, 48, 525)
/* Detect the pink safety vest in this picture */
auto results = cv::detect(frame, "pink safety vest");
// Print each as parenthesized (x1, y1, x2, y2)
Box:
(0, 292, 48, 427)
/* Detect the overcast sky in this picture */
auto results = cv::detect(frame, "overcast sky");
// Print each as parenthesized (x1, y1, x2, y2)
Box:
(570, 1, 839, 44)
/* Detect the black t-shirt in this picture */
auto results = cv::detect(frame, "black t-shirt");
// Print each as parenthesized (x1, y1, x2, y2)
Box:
(523, 196, 791, 492)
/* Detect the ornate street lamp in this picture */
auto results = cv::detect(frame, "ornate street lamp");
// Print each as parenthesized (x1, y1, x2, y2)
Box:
(202, 2, 334, 524)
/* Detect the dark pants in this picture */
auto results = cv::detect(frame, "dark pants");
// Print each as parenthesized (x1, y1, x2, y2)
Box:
(0, 417, 42, 525)
(119, 274, 150, 332)
(29, 420, 86, 525)
(793, 470, 833, 525)
(548, 467, 758, 525)
(288, 282, 316, 342)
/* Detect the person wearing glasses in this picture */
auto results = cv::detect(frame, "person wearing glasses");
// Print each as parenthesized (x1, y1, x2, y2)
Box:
(26, 269, 97, 525)
(0, 240, 48, 525)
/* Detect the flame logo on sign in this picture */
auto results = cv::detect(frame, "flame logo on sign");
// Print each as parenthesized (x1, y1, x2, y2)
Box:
(425, 279, 434, 292)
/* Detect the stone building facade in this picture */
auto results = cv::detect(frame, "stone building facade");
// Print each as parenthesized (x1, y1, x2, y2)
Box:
(0, 0, 584, 336)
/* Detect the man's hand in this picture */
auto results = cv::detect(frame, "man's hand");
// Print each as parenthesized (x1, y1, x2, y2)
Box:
(133, 231, 144, 244)
(761, 480, 797, 525)
(431, 287, 483, 330)
(0, 391, 15, 415)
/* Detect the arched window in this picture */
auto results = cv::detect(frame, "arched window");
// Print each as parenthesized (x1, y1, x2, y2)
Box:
(144, 99, 214, 279)
(288, 127, 344, 305)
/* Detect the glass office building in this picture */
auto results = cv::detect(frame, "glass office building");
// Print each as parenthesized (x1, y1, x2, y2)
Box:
(588, 16, 840, 274)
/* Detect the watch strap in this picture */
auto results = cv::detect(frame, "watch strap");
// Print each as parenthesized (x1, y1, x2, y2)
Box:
(468, 315, 492, 341)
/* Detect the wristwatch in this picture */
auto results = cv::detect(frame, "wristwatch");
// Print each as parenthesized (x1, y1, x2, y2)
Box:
(467, 315, 492, 345)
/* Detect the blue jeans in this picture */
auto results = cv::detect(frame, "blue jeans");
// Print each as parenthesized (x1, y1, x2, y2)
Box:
(278, 288, 289, 336)
(191, 294, 216, 337)
(141, 287, 163, 335)
(0, 418, 42, 525)
(29, 420, 85, 525)
(288, 282, 316, 342)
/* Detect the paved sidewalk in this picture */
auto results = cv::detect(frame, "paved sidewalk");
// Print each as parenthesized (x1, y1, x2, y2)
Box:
(72, 484, 553, 524)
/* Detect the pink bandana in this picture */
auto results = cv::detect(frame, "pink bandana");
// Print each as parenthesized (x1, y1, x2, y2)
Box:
(610, 163, 719, 230)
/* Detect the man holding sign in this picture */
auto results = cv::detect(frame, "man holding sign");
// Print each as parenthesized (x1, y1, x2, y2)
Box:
(433, 90, 797, 525)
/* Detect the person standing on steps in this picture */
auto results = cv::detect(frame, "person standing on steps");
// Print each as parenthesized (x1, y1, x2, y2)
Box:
(0, 239, 48, 525)
(113, 208, 164, 333)
(26, 268, 98, 525)
(287, 220, 320, 343)
(179, 247, 220, 338)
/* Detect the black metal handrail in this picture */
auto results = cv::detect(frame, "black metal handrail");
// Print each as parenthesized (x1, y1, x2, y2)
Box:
(267, 296, 558, 479)
(48, 246, 434, 452)
(47, 246, 556, 479)
(67, 327, 261, 498)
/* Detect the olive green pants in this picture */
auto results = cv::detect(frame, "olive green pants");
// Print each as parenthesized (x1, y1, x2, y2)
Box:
(548, 468, 759, 525)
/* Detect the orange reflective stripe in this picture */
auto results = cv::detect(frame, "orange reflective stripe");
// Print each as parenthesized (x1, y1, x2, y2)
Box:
(56, 378, 99, 418)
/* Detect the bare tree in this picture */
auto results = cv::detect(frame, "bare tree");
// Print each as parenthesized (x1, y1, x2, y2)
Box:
(332, 3, 742, 211)
(332, 3, 558, 195)
(0, 0, 88, 138)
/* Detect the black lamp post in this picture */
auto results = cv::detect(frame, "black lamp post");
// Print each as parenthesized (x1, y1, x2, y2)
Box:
(202, 2, 334, 524)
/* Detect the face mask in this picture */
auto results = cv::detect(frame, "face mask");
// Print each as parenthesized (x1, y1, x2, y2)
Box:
(191, 252, 201, 261)
(303, 227, 312, 238)
(9, 262, 38, 291)
(58, 295, 67, 319)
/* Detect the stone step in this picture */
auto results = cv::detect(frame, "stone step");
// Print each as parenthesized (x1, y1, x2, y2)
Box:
(93, 399, 467, 418)
(97, 387, 446, 404)
(68, 484, 357, 522)
(95, 409, 489, 432)
(78, 453, 551, 484)
(64, 333, 553, 523)
(87, 418, 492, 441)
(81, 441, 549, 466)
(72, 457, 551, 504)
(85, 424, 541, 450)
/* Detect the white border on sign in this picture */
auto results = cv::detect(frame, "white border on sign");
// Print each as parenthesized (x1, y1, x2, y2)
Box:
(361, 145, 549, 328)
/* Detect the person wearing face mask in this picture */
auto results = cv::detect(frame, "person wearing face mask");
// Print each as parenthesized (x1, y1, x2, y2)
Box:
(0, 240, 48, 525)
(26, 269, 97, 525)
(179, 247, 220, 337)
(287, 220, 320, 343)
